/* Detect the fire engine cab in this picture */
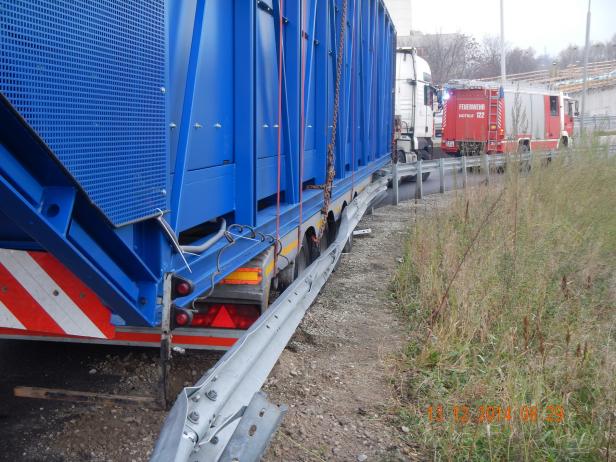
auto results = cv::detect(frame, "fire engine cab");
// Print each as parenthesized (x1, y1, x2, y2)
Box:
(440, 80, 576, 156)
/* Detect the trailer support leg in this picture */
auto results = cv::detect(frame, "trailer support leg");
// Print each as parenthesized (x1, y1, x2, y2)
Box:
(159, 273, 173, 409)
(415, 161, 423, 200)
(392, 161, 399, 206)
(439, 158, 445, 194)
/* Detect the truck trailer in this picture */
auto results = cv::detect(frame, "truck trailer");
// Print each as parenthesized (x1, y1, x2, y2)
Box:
(441, 80, 576, 156)
(394, 47, 437, 180)
(0, 0, 396, 350)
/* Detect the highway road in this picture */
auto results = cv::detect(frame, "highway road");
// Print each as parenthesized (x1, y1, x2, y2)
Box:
(381, 162, 489, 205)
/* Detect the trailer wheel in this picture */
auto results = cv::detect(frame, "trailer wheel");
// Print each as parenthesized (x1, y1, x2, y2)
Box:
(319, 219, 335, 256)
(343, 230, 353, 253)
(294, 236, 312, 278)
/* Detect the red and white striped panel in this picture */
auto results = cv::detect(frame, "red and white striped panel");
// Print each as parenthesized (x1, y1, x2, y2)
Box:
(0, 250, 114, 339)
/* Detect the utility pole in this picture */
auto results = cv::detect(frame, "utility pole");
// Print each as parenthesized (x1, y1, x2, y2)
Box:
(500, 0, 506, 87)
(580, 0, 591, 137)
(409, 0, 413, 36)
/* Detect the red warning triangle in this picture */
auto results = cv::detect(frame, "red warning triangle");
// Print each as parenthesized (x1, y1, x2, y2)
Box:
(211, 306, 235, 328)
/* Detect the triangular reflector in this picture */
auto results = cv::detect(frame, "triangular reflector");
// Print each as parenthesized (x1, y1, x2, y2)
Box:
(210, 306, 235, 328)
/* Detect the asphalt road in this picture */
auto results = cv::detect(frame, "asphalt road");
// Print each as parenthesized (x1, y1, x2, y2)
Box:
(381, 163, 489, 205)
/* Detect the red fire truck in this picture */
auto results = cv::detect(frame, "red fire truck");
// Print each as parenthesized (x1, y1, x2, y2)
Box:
(440, 80, 576, 156)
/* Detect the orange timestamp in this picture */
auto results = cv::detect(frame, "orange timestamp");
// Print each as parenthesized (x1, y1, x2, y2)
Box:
(426, 404, 565, 424)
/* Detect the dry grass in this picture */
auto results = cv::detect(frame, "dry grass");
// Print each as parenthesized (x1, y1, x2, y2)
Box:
(393, 147, 616, 461)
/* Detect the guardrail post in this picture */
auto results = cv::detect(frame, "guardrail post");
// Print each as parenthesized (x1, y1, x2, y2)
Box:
(415, 160, 423, 199)
(482, 153, 490, 184)
(461, 155, 468, 188)
(439, 157, 445, 194)
(392, 161, 399, 206)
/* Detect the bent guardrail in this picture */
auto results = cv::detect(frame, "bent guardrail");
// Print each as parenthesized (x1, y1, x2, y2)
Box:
(151, 178, 388, 462)
(153, 144, 615, 462)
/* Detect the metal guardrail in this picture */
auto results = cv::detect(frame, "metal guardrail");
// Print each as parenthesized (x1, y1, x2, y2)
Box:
(152, 144, 614, 461)
(151, 178, 388, 462)
(391, 146, 614, 202)
(574, 115, 616, 135)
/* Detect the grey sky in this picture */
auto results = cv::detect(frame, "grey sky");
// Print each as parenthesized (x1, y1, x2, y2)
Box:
(383, 0, 615, 55)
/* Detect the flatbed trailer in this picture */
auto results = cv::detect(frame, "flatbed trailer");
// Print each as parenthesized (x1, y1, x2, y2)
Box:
(0, 0, 396, 350)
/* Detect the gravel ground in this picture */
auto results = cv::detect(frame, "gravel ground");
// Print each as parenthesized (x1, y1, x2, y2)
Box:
(0, 192, 453, 462)
(0, 341, 221, 461)
(263, 194, 454, 462)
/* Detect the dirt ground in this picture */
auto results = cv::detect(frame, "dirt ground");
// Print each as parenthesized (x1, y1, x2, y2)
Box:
(0, 339, 222, 461)
(262, 196, 453, 462)
(0, 193, 451, 462)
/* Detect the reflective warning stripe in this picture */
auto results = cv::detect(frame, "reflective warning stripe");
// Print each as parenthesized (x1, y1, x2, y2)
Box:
(28, 252, 114, 338)
(0, 262, 65, 334)
(0, 300, 25, 330)
(0, 250, 108, 338)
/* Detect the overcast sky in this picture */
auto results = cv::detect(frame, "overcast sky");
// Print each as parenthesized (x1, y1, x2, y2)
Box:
(383, 0, 615, 55)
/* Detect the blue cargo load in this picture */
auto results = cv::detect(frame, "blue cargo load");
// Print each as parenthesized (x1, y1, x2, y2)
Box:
(0, 0, 396, 347)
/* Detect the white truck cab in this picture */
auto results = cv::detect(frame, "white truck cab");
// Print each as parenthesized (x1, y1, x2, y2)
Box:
(395, 47, 437, 180)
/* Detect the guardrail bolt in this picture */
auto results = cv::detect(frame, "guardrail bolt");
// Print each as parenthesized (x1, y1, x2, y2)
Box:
(210, 436, 219, 445)
(206, 389, 218, 401)
(188, 411, 200, 424)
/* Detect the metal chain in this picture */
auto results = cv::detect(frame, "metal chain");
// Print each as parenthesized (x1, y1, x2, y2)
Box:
(311, 0, 347, 240)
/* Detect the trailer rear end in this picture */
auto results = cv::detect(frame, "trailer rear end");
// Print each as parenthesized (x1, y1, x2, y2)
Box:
(0, 0, 396, 350)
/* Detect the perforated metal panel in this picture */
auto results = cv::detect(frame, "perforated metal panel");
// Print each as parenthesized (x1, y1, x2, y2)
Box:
(0, 0, 167, 226)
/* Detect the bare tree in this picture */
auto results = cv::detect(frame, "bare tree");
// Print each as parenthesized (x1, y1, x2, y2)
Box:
(471, 37, 537, 78)
(507, 47, 538, 74)
(558, 44, 581, 67)
(416, 32, 481, 85)
(475, 36, 502, 78)
(407, 32, 615, 85)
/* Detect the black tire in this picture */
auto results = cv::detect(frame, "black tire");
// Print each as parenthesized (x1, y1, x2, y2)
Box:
(318, 223, 334, 256)
(294, 236, 313, 278)
(342, 231, 353, 253)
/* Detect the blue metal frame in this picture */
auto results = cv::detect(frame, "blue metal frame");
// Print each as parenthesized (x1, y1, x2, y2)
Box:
(0, 0, 396, 328)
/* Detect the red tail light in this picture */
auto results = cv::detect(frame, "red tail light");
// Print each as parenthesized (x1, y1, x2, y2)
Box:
(175, 311, 191, 326)
(190, 304, 260, 330)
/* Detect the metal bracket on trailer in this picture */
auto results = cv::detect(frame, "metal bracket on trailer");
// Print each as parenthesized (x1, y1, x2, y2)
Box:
(151, 178, 388, 462)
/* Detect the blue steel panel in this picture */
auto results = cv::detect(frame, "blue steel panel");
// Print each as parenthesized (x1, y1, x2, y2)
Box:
(177, 165, 235, 231)
(185, 1, 234, 171)
(0, 0, 167, 226)
(256, 1, 282, 161)
(0, 0, 397, 328)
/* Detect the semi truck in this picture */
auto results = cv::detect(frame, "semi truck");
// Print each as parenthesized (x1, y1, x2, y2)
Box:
(0, 0, 396, 350)
(440, 80, 576, 156)
(394, 47, 437, 180)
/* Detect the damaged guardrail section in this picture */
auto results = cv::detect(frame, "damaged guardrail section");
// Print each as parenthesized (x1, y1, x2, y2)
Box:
(151, 178, 388, 462)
